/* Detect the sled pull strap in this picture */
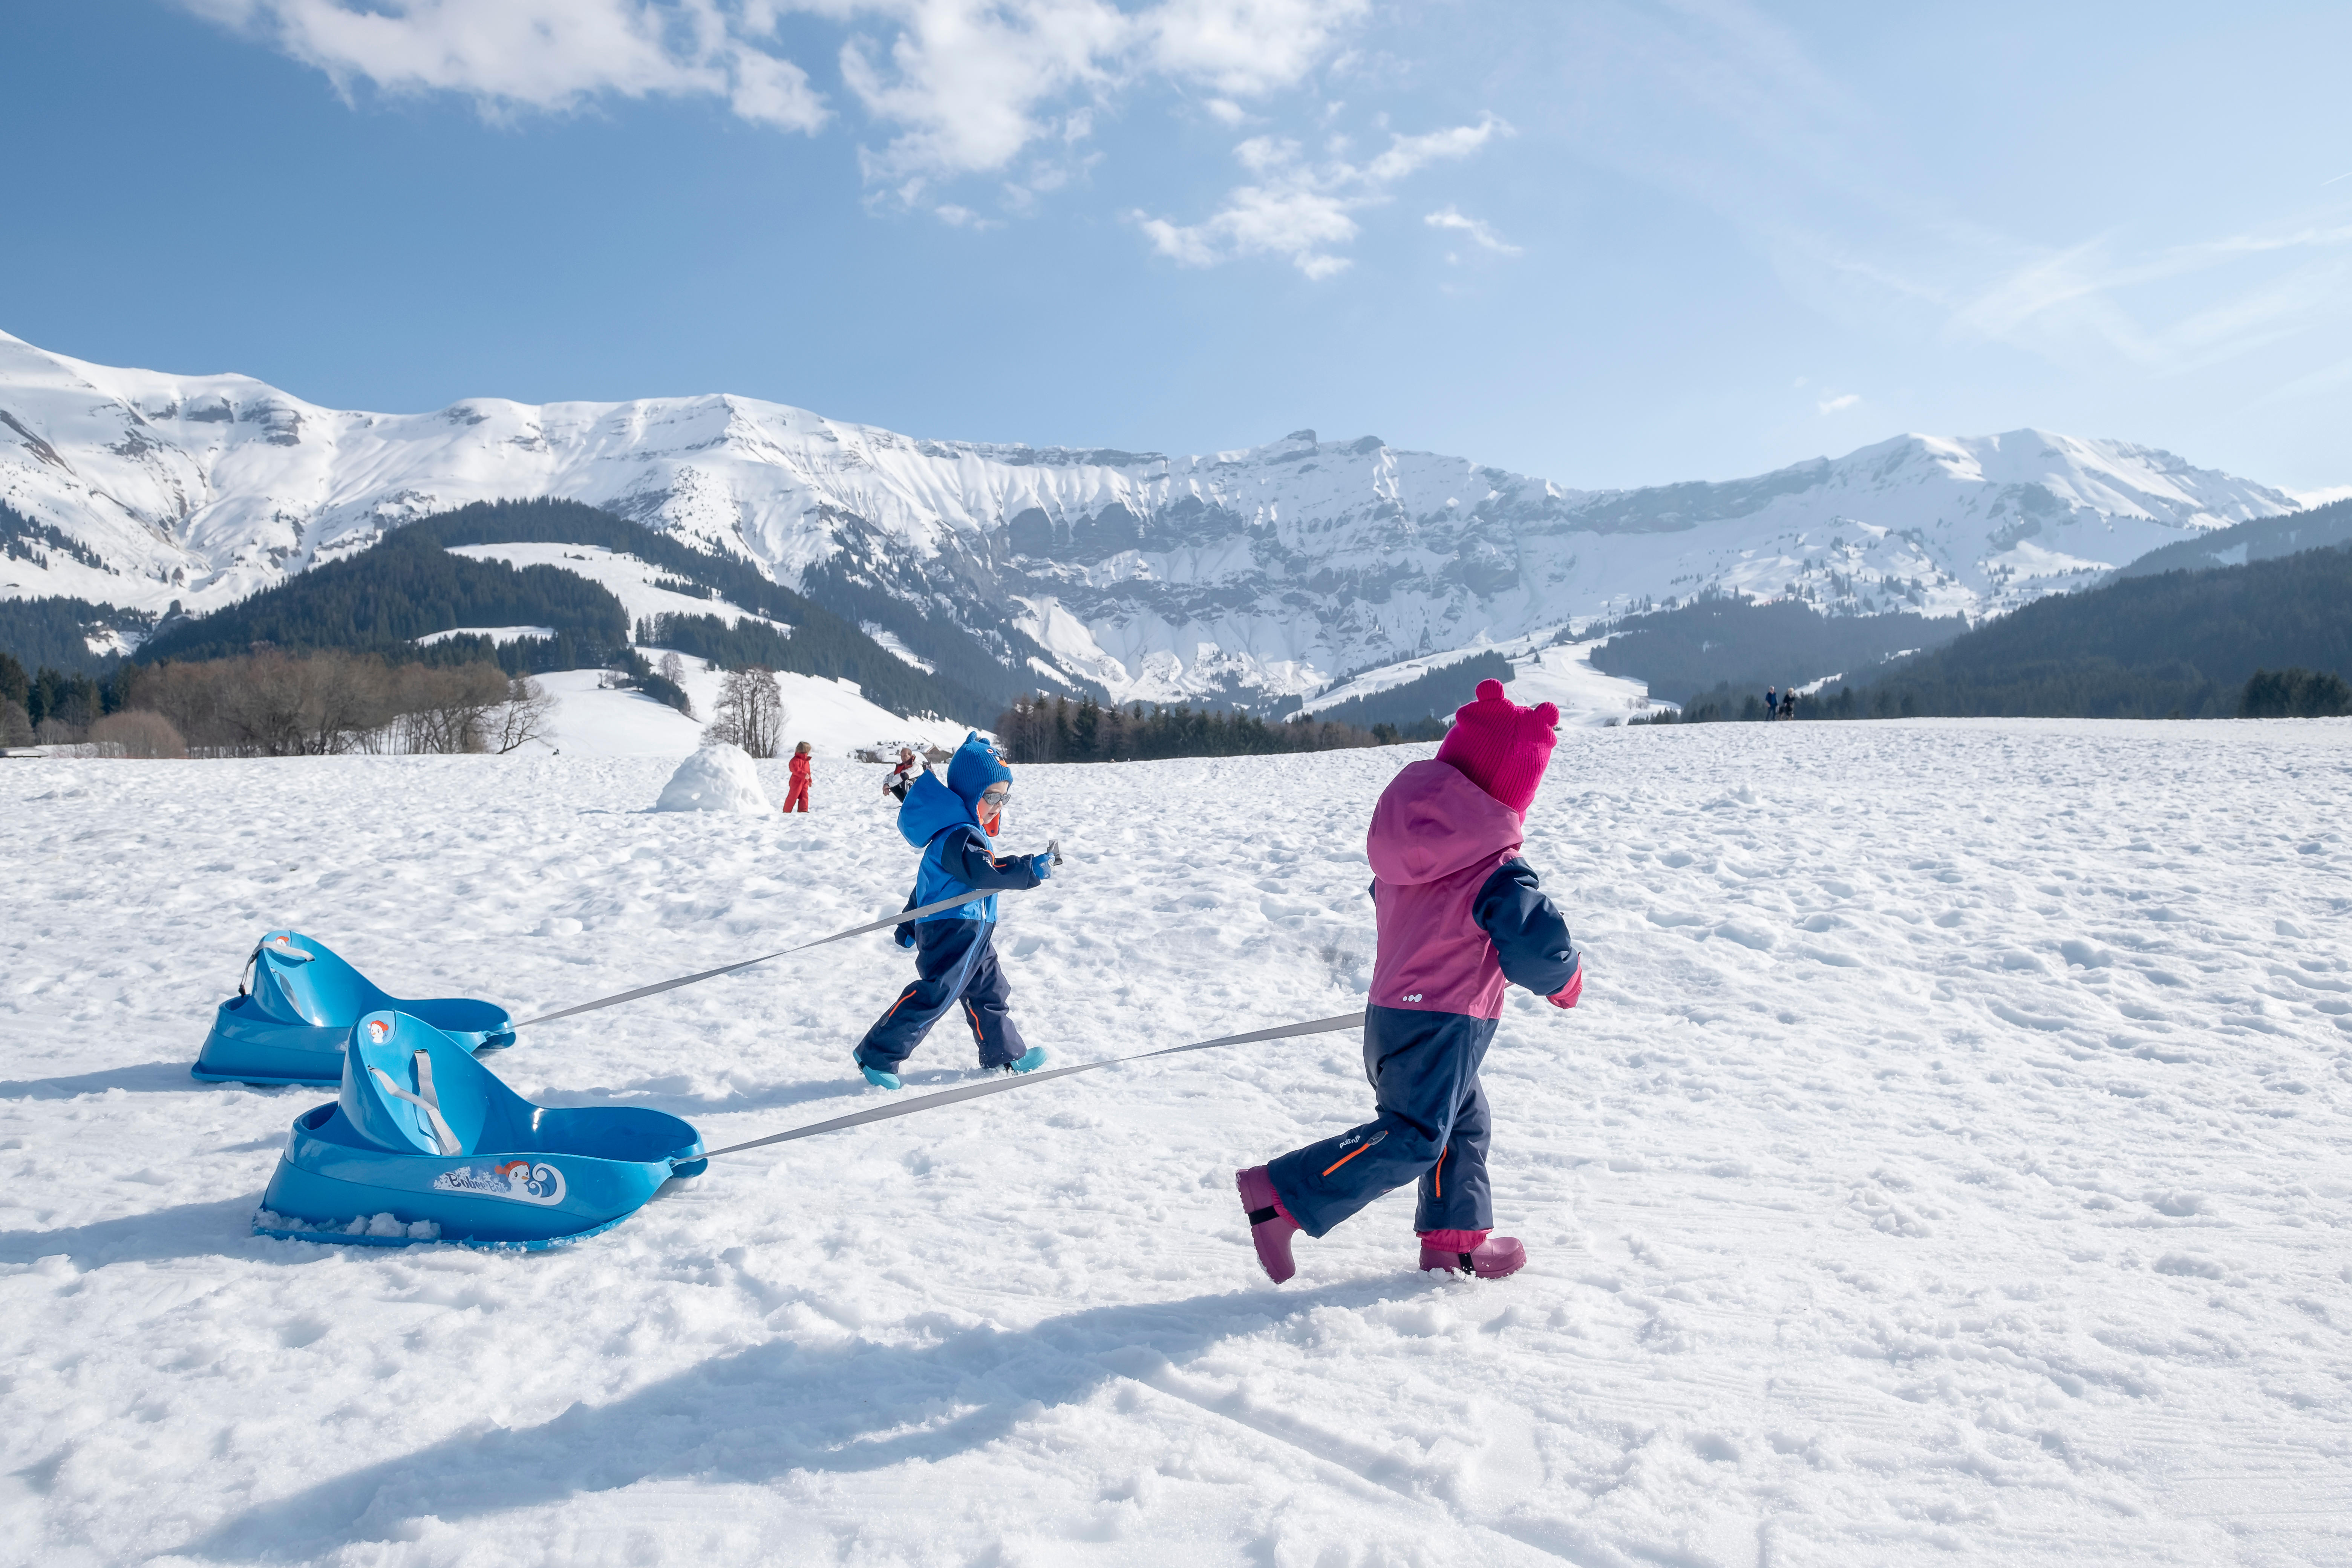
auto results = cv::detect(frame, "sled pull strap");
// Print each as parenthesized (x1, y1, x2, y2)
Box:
(511, 886, 1000, 1029)
(371, 1052, 463, 1155)
(238, 942, 261, 998)
(701, 1011, 1367, 1159)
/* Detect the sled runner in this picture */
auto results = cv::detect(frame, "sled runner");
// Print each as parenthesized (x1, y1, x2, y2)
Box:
(193, 930, 516, 1086)
(253, 1009, 704, 1250)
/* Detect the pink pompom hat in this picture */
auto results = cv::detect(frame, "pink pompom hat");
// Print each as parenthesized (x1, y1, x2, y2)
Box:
(1433, 678, 1559, 817)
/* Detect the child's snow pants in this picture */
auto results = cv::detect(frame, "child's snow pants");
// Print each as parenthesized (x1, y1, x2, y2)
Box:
(854, 919, 1027, 1072)
(1266, 1004, 1496, 1236)
(782, 779, 810, 812)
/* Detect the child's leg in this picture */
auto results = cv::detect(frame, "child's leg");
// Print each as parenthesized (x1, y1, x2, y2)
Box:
(1414, 1076, 1493, 1234)
(955, 930, 1029, 1070)
(1265, 1009, 1494, 1237)
(853, 922, 985, 1072)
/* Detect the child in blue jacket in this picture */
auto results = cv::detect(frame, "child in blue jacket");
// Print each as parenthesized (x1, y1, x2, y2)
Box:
(852, 733, 1055, 1089)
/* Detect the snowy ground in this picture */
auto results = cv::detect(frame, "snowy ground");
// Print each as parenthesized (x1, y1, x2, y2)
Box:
(3, 722, 2349, 1567)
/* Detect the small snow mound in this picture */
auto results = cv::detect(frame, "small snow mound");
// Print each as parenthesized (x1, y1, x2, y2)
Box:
(653, 744, 773, 815)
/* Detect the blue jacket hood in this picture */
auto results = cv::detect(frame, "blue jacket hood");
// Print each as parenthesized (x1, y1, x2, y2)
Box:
(897, 769, 978, 850)
(945, 731, 1012, 807)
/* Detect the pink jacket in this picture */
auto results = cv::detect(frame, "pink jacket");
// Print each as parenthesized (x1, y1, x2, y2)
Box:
(1366, 760, 1529, 1020)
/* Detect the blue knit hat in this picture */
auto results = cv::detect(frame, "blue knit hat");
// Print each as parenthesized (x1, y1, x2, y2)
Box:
(944, 731, 1012, 808)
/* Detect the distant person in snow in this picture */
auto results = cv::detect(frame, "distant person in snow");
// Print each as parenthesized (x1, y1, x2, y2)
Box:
(782, 741, 813, 813)
(884, 746, 920, 803)
(851, 732, 1054, 1089)
(1237, 679, 1582, 1285)
(1764, 685, 1777, 720)
(1780, 690, 1796, 721)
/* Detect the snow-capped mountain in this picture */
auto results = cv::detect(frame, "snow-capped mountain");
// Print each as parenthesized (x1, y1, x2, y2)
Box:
(0, 329, 2301, 704)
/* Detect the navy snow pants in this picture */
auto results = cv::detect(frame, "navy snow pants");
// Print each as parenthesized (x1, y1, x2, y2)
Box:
(1266, 1004, 1496, 1236)
(854, 919, 1027, 1072)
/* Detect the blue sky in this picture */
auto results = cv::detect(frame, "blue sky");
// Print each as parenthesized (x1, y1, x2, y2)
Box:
(4, 0, 2349, 492)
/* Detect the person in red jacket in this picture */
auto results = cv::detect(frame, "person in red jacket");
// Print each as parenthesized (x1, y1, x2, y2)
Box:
(782, 741, 813, 813)
(1236, 680, 1582, 1283)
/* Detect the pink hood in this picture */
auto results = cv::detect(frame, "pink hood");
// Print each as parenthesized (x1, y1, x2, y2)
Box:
(1365, 760, 1527, 1020)
(1368, 761, 1524, 884)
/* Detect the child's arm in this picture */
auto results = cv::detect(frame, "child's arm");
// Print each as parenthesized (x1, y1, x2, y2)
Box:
(940, 828, 1051, 891)
(1472, 859, 1582, 998)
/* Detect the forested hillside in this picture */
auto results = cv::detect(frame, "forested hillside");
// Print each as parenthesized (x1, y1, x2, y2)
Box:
(136, 523, 630, 668)
(111, 500, 1026, 723)
(2114, 496, 2352, 579)
(1591, 594, 1965, 703)
(1828, 543, 2352, 718)
(1303, 652, 1511, 733)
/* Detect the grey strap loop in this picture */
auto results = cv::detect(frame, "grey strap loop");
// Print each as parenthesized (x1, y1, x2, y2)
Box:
(371, 1049, 462, 1155)
(700, 1011, 1366, 1161)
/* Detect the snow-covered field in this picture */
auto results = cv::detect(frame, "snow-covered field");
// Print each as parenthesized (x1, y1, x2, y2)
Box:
(3, 722, 2348, 1566)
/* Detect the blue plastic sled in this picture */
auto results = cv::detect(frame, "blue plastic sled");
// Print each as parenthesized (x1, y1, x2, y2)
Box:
(255, 1009, 704, 1250)
(194, 930, 516, 1087)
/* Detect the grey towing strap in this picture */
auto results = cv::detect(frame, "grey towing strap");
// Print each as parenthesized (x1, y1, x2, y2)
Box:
(699, 1009, 1367, 1160)
(512, 887, 998, 1029)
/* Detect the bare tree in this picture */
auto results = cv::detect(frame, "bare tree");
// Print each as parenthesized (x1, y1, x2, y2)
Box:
(89, 710, 188, 759)
(704, 666, 787, 758)
(0, 700, 32, 748)
(392, 662, 511, 754)
(658, 651, 685, 686)
(486, 676, 556, 754)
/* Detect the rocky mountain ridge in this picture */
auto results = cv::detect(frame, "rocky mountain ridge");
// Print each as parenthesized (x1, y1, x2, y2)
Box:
(0, 328, 2301, 706)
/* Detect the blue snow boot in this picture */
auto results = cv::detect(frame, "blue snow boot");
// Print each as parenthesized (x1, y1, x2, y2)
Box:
(1004, 1047, 1047, 1075)
(861, 1063, 903, 1090)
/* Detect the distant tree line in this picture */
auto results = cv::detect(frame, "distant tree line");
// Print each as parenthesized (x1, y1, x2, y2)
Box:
(1631, 665, 2349, 725)
(995, 692, 1404, 763)
(1, 648, 550, 756)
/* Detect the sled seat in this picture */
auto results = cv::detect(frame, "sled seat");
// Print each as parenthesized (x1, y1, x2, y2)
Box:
(193, 930, 516, 1087)
(254, 1011, 706, 1250)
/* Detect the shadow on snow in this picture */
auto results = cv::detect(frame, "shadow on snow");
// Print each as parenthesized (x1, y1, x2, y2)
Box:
(176, 1277, 1426, 1560)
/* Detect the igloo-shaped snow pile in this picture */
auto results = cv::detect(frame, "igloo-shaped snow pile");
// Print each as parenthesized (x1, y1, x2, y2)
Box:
(652, 744, 773, 815)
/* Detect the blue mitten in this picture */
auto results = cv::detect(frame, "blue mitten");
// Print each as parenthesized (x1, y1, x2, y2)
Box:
(1029, 853, 1054, 882)
(895, 922, 918, 950)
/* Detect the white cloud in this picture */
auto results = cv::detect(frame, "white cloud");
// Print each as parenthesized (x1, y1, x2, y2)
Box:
(1818, 393, 1860, 414)
(1424, 205, 1521, 256)
(834, 0, 1129, 182)
(179, 0, 829, 131)
(182, 0, 1370, 195)
(1144, 0, 1369, 96)
(1138, 115, 1507, 278)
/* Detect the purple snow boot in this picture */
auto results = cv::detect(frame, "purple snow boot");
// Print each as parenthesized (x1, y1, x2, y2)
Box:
(1236, 1165, 1302, 1284)
(1418, 1228, 1526, 1280)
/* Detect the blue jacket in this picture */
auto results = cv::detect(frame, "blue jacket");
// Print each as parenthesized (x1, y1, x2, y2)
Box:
(896, 769, 1040, 929)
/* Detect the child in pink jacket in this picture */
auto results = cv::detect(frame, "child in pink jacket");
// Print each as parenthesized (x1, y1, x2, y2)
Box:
(1238, 680, 1583, 1281)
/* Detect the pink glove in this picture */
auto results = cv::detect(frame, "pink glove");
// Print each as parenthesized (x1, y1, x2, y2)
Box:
(1547, 964, 1583, 1010)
